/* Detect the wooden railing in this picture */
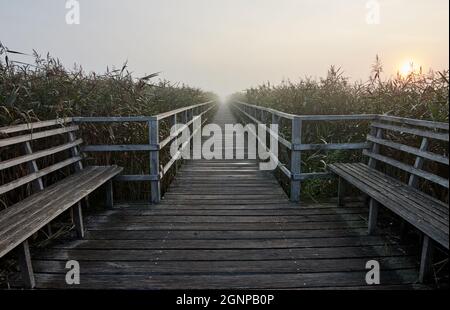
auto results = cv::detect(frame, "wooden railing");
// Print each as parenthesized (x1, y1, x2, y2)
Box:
(231, 100, 449, 202)
(74, 100, 217, 203)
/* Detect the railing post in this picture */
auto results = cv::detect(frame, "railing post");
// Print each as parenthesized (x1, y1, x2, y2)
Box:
(290, 117, 302, 202)
(149, 117, 161, 204)
(171, 114, 178, 174)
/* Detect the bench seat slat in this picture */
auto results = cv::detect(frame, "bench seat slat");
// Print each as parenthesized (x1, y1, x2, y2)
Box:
(341, 163, 449, 225)
(328, 163, 449, 249)
(0, 167, 104, 226)
(0, 165, 123, 258)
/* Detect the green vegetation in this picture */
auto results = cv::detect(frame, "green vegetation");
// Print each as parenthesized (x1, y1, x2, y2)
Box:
(232, 58, 449, 201)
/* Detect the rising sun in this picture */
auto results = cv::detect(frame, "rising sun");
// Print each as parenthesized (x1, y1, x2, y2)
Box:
(399, 59, 421, 77)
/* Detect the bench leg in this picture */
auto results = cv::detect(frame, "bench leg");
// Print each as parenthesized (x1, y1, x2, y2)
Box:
(337, 177, 345, 206)
(17, 240, 35, 289)
(368, 199, 379, 235)
(419, 235, 433, 283)
(73, 202, 85, 239)
(105, 180, 114, 208)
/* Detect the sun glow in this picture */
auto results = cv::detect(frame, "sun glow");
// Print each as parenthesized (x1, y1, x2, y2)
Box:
(399, 59, 421, 77)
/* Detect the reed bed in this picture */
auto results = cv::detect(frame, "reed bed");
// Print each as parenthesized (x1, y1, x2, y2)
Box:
(232, 61, 449, 201)
(0, 47, 216, 204)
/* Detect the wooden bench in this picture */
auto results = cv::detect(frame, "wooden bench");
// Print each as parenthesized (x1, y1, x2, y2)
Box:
(0, 118, 123, 288)
(328, 116, 449, 283)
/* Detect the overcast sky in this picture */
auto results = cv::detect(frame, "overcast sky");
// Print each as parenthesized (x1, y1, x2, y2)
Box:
(1, 0, 449, 97)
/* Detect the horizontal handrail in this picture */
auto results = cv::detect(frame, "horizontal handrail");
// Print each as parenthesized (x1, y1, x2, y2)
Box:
(158, 103, 216, 150)
(154, 100, 216, 121)
(231, 100, 449, 202)
(234, 100, 448, 129)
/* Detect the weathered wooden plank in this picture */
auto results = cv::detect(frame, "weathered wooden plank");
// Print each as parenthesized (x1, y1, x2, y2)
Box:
(0, 118, 72, 134)
(329, 163, 449, 248)
(107, 207, 365, 217)
(0, 156, 82, 195)
(0, 166, 123, 258)
(114, 175, 158, 181)
(368, 199, 379, 235)
(367, 135, 448, 165)
(363, 150, 449, 188)
(343, 163, 448, 217)
(28, 268, 419, 289)
(337, 163, 449, 223)
(155, 101, 215, 121)
(0, 139, 83, 171)
(378, 115, 449, 131)
(73, 116, 151, 123)
(84, 227, 371, 240)
(409, 137, 430, 187)
(86, 221, 368, 231)
(33, 244, 412, 261)
(49, 236, 393, 250)
(16, 240, 35, 288)
(149, 119, 160, 203)
(105, 180, 114, 208)
(371, 122, 449, 141)
(0, 125, 79, 147)
(419, 236, 433, 283)
(87, 214, 364, 224)
(72, 202, 85, 239)
(296, 142, 370, 151)
(82, 144, 157, 152)
(32, 256, 417, 274)
(163, 194, 288, 200)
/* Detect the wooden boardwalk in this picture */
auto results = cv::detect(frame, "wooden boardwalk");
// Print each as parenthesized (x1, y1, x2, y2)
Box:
(26, 105, 425, 289)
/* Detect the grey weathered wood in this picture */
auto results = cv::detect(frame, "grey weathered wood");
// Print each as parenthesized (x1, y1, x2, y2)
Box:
(73, 116, 151, 123)
(0, 118, 72, 134)
(338, 177, 345, 206)
(73, 202, 85, 239)
(378, 115, 449, 131)
(155, 101, 215, 121)
(149, 119, 161, 203)
(408, 138, 430, 187)
(0, 139, 83, 171)
(292, 172, 333, 181)
(297, 114, 378, 121)
(68, 131, 83, 172)
(368, 199, 379, 235)
(290, 117, 302, 202)
(0, 156, 82, 195)
(371, 122, 449, 142)
(296, 142, 370, 151)
(367, 135, 447, 165)
(16, 240, 35, 288)
(105, 180, 114, 208)
(82, 144, 158, 152)
(234, 100, 296, 120)
(328, 163, 449, 249)
(0, 166, 123, 258)
(114, 175, 158, 181)
(0, 125, 79, 147)
(368, 128, 383, 168)
(363, 149, 449, 188)
(23, 142, 44, 192)
(419, 235, 433, 283)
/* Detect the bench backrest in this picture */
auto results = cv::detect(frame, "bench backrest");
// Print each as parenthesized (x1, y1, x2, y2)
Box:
(364, 115, 449, 200)
(0, 118, 83, 205)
